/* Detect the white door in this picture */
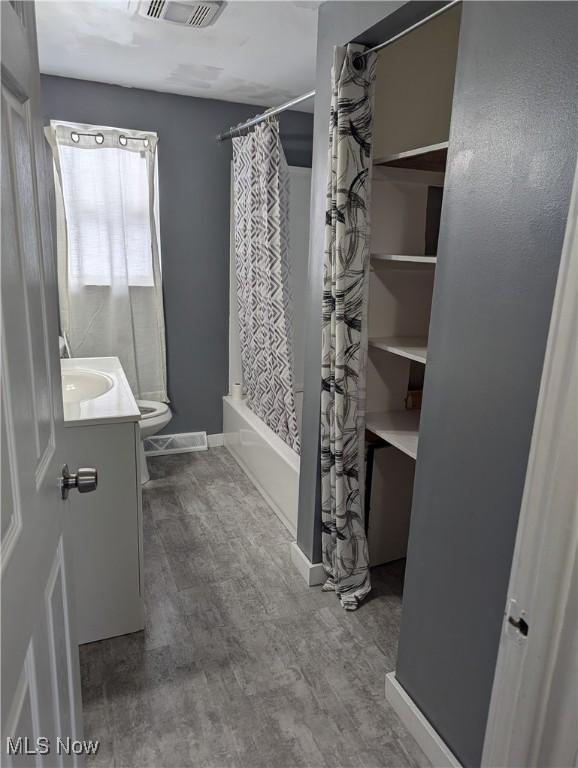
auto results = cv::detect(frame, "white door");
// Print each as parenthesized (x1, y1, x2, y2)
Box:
(1, 2, 84, 765)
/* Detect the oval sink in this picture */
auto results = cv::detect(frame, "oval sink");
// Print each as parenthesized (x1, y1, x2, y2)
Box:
(62, 369, 114, 404)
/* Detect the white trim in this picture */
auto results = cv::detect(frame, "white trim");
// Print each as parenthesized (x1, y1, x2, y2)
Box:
(290, 541, 325, 586)
(385, 673, 462, 768)
(207, 433, 224, 448)
(481, 161, 578, 768)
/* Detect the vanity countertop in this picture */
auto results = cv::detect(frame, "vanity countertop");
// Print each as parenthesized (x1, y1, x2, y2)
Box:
(61, 357, 141, 427)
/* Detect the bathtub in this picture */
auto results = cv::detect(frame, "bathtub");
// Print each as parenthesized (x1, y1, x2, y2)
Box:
(223, 395, 301, 536)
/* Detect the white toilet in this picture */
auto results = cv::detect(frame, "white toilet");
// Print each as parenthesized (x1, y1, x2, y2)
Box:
(137, 400, 172, 484)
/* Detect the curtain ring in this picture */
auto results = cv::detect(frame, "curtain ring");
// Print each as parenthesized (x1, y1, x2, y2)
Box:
(119, 135, 128, 146)
(71, 131, 79, 143)
(95, 133, 104, 145)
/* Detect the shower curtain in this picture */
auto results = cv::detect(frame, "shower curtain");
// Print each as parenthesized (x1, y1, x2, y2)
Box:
(232, 121, 300, 453)
(320, 45, 377, 610)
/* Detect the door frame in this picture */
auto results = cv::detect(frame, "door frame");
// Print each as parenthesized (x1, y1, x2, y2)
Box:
(481, 161, 578, 766)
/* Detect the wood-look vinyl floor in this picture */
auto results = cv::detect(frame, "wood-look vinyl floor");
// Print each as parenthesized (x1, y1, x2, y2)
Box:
(80, 448, 429, 768)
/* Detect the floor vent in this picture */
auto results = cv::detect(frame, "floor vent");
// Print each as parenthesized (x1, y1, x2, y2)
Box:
(144, 432, 208, 456)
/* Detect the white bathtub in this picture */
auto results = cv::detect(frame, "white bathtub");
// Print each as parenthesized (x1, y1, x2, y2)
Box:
(223, 395, 301, 536)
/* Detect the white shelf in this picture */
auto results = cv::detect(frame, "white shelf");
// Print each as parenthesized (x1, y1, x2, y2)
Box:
(373, 141, 449, 172)
(368, 336, 427, 364)
(371, 254, 437, 265)
(366, 410, 420, 460)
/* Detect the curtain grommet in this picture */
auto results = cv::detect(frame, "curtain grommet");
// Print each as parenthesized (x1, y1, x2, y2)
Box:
(352, 53, 365, 72)
(119, 134, 128, 146)
(95, 133, 104, 145)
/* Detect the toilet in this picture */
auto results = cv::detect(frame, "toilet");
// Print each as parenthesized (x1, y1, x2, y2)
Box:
(137, 400, 172, 484)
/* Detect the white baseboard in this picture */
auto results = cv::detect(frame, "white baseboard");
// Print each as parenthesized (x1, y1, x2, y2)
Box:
(386, 673, 462, 768)
(207, 433, 224, 447)
(290, 541, 325, 586)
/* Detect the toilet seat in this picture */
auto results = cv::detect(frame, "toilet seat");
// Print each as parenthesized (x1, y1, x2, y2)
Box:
(136, 399, 172, 439)
(137, 400, 170, 420)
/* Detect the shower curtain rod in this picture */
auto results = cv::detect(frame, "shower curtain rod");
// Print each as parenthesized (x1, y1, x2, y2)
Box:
(216, 0, 460, 143)
(356, 0, 461, 59)
(216, 90, 316, 142)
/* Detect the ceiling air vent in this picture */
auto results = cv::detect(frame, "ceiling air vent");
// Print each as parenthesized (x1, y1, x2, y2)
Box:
(136, 0, 224, 27)
(146, 0, 165, 18)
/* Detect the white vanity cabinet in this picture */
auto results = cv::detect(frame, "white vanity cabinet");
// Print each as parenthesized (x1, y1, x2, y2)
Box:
(61, 357, 144, 644)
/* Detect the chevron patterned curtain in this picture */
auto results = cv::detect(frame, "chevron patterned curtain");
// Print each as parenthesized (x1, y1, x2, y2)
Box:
(320, 45, 377, 610)
(232, 122, 300, 452)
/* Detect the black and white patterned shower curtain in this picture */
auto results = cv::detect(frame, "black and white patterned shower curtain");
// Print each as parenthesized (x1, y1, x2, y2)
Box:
(232, 122, 300, 452)
(320, 45, 377, 610)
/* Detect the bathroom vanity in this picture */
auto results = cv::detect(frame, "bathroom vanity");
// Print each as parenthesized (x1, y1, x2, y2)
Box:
(61, 357, 144, 644)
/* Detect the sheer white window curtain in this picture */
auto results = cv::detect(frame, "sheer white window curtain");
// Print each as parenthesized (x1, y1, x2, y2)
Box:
(47, 121, 167, 402)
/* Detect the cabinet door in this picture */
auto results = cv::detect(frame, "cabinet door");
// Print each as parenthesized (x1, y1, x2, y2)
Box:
(67, 422, 144, 644)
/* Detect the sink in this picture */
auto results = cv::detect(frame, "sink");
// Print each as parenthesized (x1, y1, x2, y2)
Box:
(62, 369, 114, 404)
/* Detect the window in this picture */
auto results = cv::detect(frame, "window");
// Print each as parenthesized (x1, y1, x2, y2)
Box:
(58, 141, 157, 287)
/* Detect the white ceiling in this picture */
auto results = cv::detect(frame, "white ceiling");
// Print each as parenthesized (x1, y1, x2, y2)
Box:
(36, 0, 320, 111)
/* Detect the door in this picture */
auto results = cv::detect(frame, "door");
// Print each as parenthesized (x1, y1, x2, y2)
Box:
(1, 2, 84, 765)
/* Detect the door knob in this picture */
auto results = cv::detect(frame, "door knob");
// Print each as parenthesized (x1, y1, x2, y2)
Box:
(59, 464, 98, 500)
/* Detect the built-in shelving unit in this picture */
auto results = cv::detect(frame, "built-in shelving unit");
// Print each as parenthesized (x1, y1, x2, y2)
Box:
(371, 254, 437, 265)
(368, 336, 427, 364)
(364, 1, 462, 567)
(366, 411, 420, 460)
(373, 141, 449, 173)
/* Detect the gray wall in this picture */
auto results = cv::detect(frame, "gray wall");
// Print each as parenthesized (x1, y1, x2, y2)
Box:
(396, 3, 578, 766)
(41, 75, 314, 435)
